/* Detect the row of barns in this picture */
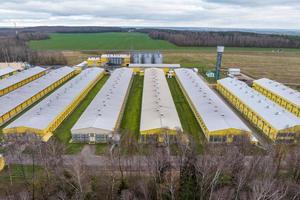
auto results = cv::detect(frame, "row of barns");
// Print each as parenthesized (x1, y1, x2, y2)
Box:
(217, 78, 300, 142)
(0, 66, 300, 144)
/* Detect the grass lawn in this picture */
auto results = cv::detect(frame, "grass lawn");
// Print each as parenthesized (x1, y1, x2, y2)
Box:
(120, 75, 144, 139)
(167, 77, 205, 150)
(95, 144, 108, 155)
(0, 164, 44, 194)
(54, 75, 109, 154)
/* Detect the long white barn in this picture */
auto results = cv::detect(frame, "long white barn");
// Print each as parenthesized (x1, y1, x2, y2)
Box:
(175, 68, 251, 143)
(253, 78, 300, 118)
(0, 67, 46, 96)
(0, 67, 75, 125)
(71, 68, 133, 143)
(4, 68, 105, 141)
(217, 77, 300, 141)
(140, 68, 182, 142)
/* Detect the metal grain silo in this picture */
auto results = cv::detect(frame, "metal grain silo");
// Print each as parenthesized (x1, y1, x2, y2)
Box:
(137, 53, 143, 64)
(132, 54, 139, 64)
(143, 53, 152, 64)
(153, 53, 163, 64)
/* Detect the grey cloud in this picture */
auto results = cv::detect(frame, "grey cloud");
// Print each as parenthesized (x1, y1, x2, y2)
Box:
(0, 0, 299, 29)
(202, 0, 300, 7)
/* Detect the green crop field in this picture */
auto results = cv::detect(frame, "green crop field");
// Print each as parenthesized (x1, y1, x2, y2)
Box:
(29, 32, 300, 52)
(29, 32, 178, 51)
(54, 75, 109, 154)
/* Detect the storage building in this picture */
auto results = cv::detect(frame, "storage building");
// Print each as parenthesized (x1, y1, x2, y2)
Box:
(217, 77, 300, 142)
(253, 78, 300, 118)
(128, 64, 180, 74)
(0, 67, 76, 126)
(101, 54, 131, 67)
(87, 57, 101, 67)
(3, 68, 105, 142)
(71, 68, 133, 143)
(175, 69, 251, 143)
(0, 67, 17, 80)
(0, 67, 46, 96)
(140, 68, 182, 143)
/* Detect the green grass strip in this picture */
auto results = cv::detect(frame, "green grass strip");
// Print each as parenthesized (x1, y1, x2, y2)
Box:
(120, 75, 144, 139)
(167, 77, 204, 150)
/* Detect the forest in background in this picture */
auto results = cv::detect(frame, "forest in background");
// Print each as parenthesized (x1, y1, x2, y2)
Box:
(1, 26, 300, 65)
(0, 27, 129, 65)
(139, 29, 300, 48)
(0, 32, 66, 65)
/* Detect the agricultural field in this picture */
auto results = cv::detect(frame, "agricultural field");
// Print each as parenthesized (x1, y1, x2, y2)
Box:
(163, 50, 300, 85)
(30, 32, 300, 85)
(29, 32, 177, 51)
(62, 48, 300, 85)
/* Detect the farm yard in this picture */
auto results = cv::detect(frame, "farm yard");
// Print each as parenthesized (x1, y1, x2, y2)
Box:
(0, 32, 299, 148)
(62, 49, 300, 85)
(1, 0, 300, 195)
(29, 32, 300, 85)
(0, 30, 300, 199)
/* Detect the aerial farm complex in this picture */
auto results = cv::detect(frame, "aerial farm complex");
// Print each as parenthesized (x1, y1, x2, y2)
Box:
(0, 49, 299, 153)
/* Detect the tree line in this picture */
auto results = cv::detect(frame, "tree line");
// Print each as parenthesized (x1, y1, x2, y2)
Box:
(1, 131, 299, 200)
(139, 29, 300, 48)
(0, 26, 133, 66)
(0, 26, 130, 35)
(0, 33, 66, 65)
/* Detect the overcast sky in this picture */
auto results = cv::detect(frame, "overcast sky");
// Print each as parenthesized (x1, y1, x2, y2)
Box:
(0, 0, 300, 29)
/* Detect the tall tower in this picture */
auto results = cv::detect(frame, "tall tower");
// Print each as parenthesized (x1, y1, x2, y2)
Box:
(215, 46, 224, 80)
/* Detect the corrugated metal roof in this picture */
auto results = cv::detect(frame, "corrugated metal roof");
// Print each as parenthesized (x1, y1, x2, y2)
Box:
(0, 67, 17, 77)
(5, 68, 104, 131)
(87, 57, 100, 60)
(71, 68, 133, 134)
(102, 54, 130, 58)
(0, 67, 46, 91)
(218, 77, 300, 130)
(0, 67, 75, 120)
(140, 68, 182, 132)
(254, 78, 300, 107)
(128, 64, 180, 68)
(175, 68, 250, 133)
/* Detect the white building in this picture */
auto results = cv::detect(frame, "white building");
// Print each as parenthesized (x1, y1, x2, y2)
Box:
(140, 68, 182, 143)
(71, 68, 133, 143)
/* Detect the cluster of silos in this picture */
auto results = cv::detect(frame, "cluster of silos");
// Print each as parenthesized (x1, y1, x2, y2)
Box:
(131, 52, 163, 64)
